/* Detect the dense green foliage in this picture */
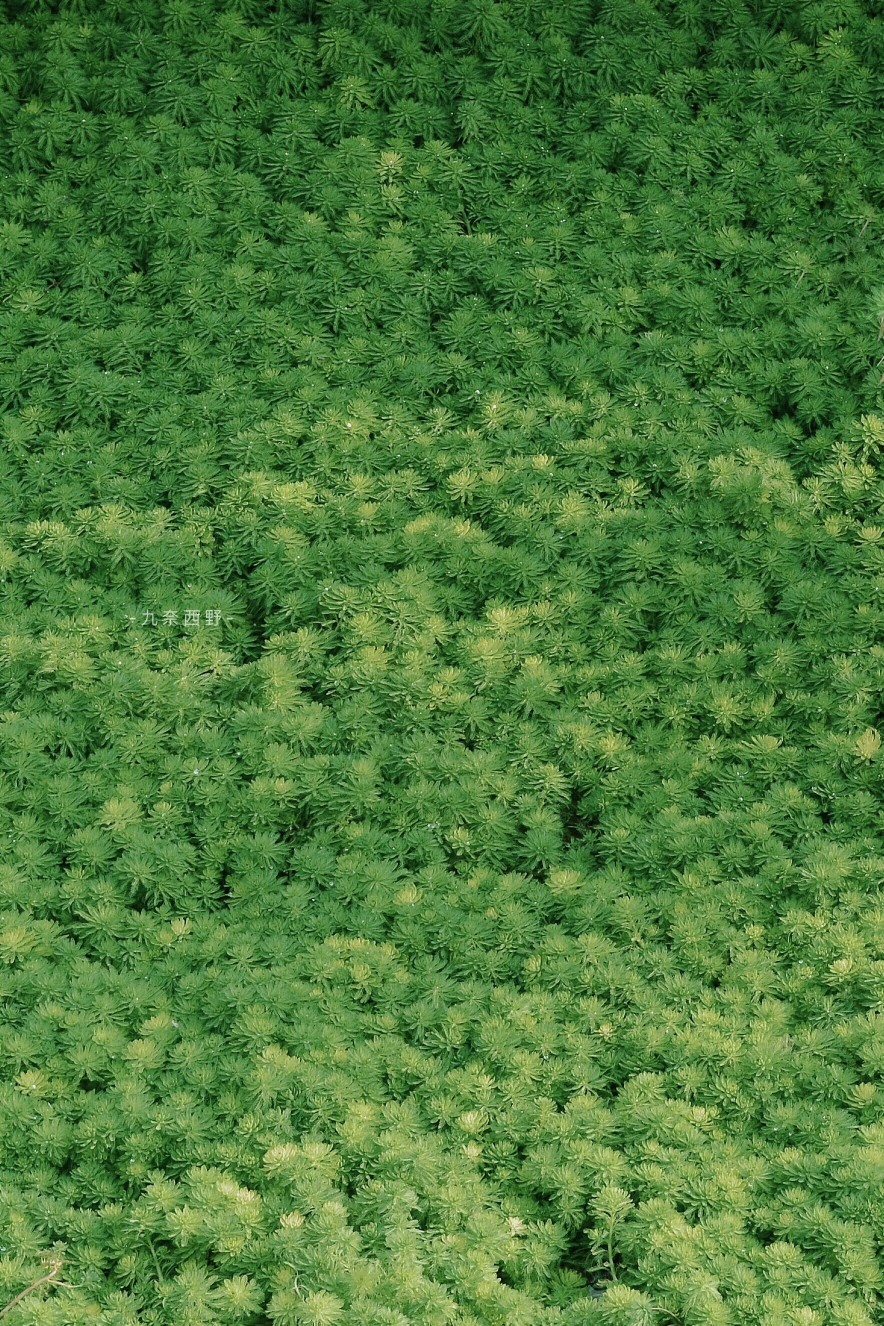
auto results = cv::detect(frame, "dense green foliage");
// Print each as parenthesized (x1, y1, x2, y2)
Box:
(0, 0, 883, 1322)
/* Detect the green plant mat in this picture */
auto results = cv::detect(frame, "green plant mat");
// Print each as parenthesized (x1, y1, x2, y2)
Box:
(0, 1, 882, 1323)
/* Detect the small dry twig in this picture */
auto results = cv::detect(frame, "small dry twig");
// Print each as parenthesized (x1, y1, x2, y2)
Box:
(0, 1256, 72, 1318)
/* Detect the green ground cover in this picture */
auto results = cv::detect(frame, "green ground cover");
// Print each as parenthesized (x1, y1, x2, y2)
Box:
(0, 0, 882, 1322)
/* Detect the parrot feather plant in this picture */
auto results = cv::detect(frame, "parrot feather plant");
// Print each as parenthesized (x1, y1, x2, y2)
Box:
(0, 0, 882, 1323)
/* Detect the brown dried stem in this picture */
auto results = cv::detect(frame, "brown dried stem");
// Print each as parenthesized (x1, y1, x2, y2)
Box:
(0, 1257, 72, 1319)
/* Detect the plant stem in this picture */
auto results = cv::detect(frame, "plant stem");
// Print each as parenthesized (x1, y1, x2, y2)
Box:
(147, 1238, 164, 1283)
(0, 1259, 68, 1318)
(607, 1219, 618, 1283)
